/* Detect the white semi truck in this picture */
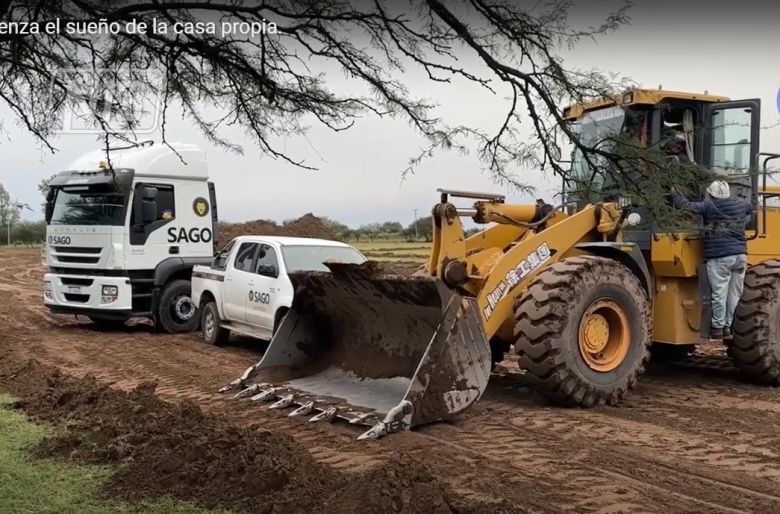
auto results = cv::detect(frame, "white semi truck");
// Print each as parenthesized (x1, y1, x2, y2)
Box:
(42, 141, 218, 332)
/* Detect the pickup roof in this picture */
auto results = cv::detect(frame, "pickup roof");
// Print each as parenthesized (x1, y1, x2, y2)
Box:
(191, 235, 367, 345)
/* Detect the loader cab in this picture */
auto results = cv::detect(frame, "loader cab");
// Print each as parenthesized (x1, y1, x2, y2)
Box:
(566, 91, 761, 241)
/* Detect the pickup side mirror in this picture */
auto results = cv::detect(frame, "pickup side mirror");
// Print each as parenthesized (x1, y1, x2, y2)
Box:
(256, 265, 278, 278)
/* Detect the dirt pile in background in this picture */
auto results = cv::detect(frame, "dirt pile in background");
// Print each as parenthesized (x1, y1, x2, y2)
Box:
(218, 213, 338, 243)
(0, 353, 511, 514)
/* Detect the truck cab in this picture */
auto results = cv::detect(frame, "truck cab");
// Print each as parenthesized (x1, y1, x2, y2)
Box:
(191, 236, 366, 345)
(43, 141, 218, 332)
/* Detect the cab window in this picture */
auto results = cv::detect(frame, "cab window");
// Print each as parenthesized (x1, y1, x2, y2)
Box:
(254, 244, 279, 278)
(710, 107, 752, 173)
(233, 243, 258, 272)
(212, 240, 235, 270)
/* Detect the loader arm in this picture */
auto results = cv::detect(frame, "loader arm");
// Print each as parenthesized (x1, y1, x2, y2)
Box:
(426, 199, 620, 339)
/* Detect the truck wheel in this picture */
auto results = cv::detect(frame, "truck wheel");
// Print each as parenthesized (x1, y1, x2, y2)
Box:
(514, 256, 651, 406)
(201, 302, 230, 346)
(88, 316, 129, 329)
(156, 280, 199, 333)
(729, 260, 780, 384)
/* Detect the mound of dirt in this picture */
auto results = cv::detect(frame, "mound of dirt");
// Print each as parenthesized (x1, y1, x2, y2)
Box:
(218, 213, 338, 243)
(0, 354, 512, 514)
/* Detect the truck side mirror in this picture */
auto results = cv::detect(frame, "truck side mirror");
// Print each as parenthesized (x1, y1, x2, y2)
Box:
(142, 186, 158, 200)
(133, 185, 159, 226)
(44, 189, 55, 223)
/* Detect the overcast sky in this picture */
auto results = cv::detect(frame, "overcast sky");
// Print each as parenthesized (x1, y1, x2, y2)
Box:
(2, 0, 779, 227)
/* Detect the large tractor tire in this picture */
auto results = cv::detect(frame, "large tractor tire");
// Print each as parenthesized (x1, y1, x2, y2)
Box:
(514, 256, 651, 406)
(729, 260, 780, 384)
(156, 280, 200, 333)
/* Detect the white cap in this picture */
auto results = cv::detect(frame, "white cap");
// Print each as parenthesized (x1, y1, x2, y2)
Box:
(706, 180, 730, 199)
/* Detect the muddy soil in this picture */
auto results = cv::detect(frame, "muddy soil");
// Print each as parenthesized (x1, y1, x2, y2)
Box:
(0, 358, 498, 513)
(5, 248, 780, 512)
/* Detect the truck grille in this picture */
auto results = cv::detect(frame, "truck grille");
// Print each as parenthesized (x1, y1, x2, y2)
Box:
(60, 277, 94, 287)
(63, 293, 90, 303)
(52, 246, 101, 254)
(51, 246, 103, 265)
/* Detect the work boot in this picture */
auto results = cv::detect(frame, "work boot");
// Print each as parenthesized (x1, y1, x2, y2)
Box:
(709, 327, 724, 340)
(723, 326, 733, 340)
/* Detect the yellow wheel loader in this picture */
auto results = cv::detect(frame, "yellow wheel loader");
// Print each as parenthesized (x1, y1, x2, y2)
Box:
(223, 89, 780, 439)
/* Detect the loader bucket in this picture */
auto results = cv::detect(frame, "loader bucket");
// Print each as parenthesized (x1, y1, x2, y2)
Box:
(221, 262, 491, 439)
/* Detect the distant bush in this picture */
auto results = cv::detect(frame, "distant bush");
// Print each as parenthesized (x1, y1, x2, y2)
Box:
(0, 220, 46, 246)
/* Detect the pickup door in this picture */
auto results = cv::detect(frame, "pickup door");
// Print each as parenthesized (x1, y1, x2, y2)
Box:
(244, 243, 280, 330)
(223, 242, 259, 321)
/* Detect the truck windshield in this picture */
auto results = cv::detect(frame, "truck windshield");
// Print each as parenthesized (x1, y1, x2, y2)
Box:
(282, 245, 366, 272)
(50, 186, 127, 226)
(571, 105, 626, 188)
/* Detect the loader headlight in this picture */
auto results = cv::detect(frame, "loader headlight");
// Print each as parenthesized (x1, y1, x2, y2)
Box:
(101, 285, 119, 304)
(43, 281, 53, 301)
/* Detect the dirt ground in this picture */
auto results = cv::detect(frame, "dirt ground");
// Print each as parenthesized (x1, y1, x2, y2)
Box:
(5, 248, 780, 513)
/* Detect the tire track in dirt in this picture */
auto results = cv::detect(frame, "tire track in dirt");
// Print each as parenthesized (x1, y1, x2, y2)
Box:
(7, 248, 780, 512)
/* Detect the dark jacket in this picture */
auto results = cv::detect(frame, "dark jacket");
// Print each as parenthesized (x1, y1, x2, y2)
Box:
(670, 190, 752, 259)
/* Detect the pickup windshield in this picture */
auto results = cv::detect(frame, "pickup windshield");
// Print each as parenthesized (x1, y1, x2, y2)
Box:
(282, 245, 366, 272)
(50, 186, 127, 226)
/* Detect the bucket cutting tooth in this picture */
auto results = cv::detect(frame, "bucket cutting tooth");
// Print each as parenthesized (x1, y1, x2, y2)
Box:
(269, 394, 295, 409)
(233, 383, 268, 399)
(219, 378, 245, 393)
(250, 388, 279, 402)
(309, 407, 338, 423)
(289, 402, 314, 417)
(348, 413, 373, 425)
(358, 422, 388, 441)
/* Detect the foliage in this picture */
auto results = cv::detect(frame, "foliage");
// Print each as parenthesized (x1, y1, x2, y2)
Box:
(0, 183, 21, 226)
(1, 220, 47, 246)
(1, 0, 631, 189)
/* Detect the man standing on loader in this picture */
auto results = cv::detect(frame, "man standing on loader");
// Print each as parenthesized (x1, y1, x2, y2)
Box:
(670, 180, 753, 340)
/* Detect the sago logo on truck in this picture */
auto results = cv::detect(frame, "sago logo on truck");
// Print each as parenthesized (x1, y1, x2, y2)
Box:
(248, 290, 271, 304)
(167, 227, 212, 244)
(47, 235, 72, 245)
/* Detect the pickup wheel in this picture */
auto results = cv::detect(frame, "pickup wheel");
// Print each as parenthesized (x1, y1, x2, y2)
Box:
(201, 301, 230, 346)
(156, 280, 199, 333)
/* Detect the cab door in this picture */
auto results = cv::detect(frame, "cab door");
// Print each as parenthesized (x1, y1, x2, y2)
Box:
(223, 242, 258, 322)
(703, 99, 761, 202)
(245, 243, 280, 333)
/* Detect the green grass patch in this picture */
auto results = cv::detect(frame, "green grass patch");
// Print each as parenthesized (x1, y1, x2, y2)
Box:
(0, 395, 230, 514)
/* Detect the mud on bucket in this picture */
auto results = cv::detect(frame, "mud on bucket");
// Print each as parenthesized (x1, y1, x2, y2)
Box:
(223, 262, 491, 439)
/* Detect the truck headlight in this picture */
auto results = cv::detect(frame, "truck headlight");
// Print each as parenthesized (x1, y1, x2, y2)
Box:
(101, 285, 119, 304)
(43, 281, 53, 300)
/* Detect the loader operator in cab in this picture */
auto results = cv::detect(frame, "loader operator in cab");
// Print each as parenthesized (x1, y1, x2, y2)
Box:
(670, 180, 753, 340)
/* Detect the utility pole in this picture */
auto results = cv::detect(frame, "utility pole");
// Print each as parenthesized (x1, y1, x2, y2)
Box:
(6, 202, 31, 246)
(413, 208, 419, 240)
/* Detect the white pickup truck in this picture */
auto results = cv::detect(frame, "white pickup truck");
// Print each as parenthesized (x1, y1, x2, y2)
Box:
(191, 235, 367, 345)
